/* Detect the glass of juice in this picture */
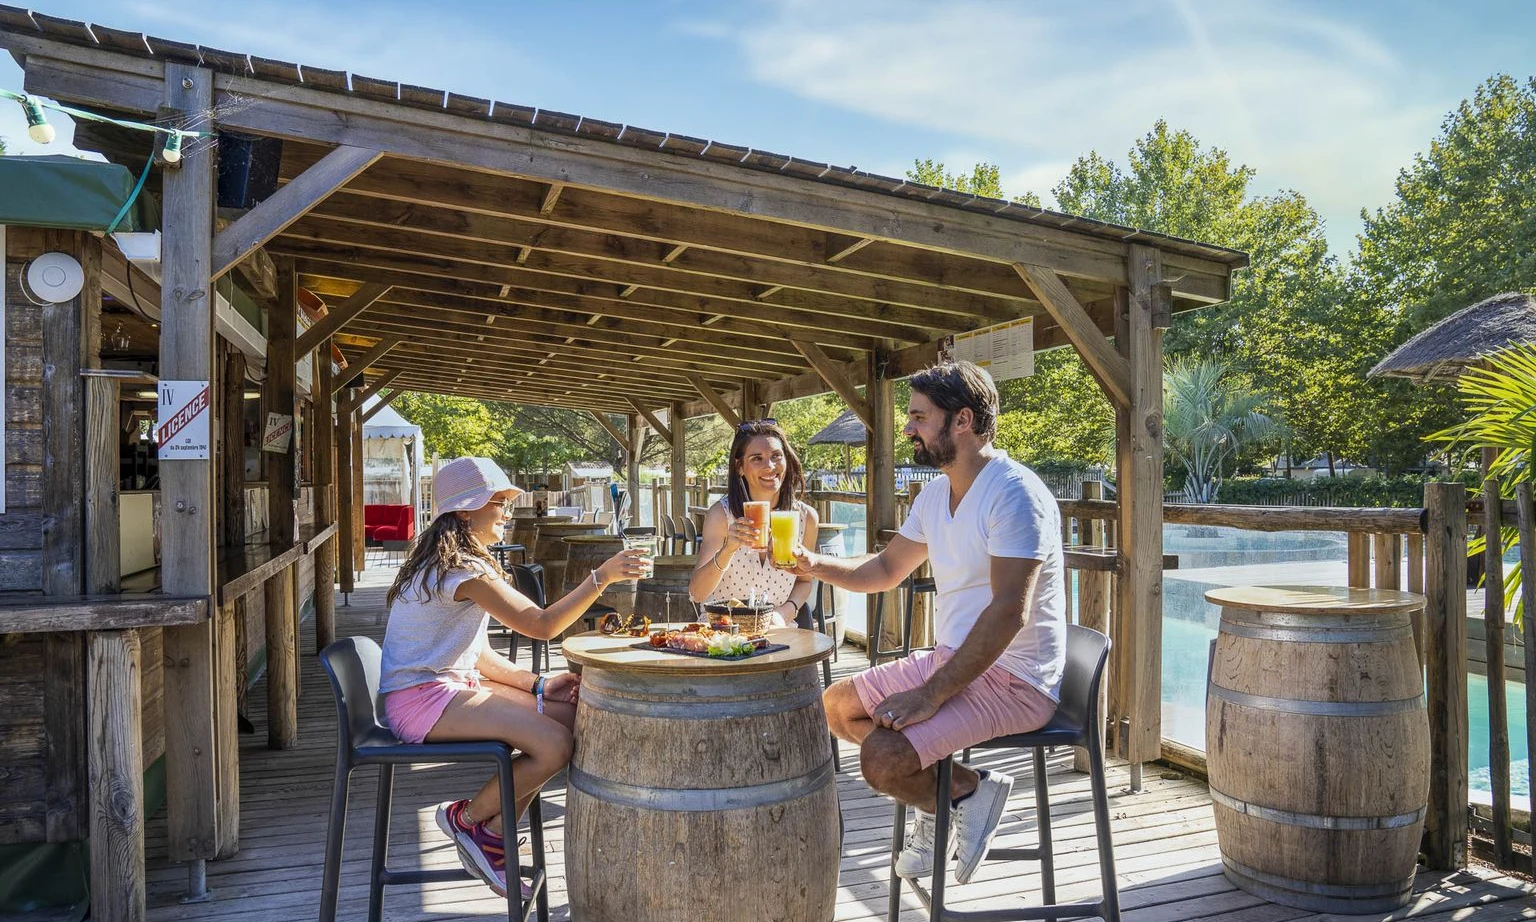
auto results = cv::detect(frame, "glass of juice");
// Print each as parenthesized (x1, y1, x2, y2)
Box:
(769, 510, 799, 568)
(741, 501, 771, 548)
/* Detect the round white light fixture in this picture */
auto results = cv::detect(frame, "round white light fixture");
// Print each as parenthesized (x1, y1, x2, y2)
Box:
(24, 252, 85, 304)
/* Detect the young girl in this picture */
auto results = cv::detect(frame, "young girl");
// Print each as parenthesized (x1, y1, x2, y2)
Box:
(379, 456, 647, 898)
(690, 419, 819, 626)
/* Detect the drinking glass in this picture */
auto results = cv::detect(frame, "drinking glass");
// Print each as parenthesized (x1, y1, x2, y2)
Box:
(741, 501, 771, 548)
(622, 535, 656, 581)
(769, 510, 799, 568)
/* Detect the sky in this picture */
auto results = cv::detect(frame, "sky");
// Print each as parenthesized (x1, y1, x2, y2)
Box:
(1, 0, 1531, 255)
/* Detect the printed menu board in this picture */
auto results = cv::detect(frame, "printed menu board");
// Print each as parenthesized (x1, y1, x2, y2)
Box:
(942, 318, 1034, 381)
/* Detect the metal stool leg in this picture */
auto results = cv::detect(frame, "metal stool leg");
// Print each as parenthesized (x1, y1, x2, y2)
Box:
(888, 799, 907, 922)
(1033, 746, 1055, 904)
(1088, 731, 1121, 922)
(528, 787, 550, 922)
(318, 761, 352, 922)
(930, 756, 952, 922)
(496, 752, 520, 922)
(368, 763, 395, 922)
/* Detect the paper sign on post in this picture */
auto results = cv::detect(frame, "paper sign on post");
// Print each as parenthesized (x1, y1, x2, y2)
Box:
(262, 413, 294, 453)
(157, 380, 212, 459)
(939, 318, 1034, 382)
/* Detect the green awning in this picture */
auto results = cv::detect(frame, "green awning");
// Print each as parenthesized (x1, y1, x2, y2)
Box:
(0, 155, 156, 232)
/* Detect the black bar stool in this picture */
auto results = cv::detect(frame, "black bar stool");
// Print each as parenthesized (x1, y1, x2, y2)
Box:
(318, 636, 549, 922)
(888, 625, 1118, 922)
(505, 564, 551, 674)
(868, 574, 937, 665)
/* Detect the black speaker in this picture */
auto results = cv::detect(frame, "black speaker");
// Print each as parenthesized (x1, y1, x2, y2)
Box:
(217, 133, 284, 209)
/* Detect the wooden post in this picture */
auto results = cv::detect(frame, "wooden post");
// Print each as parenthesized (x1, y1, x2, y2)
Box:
(263, 261, 300, 749)
(1423, 482, 1468, 869)
(669, 402, 688, 549)
(84, 375, 121, 595)
(1483, 476, 1513, 866)
(88, 630, 145, 922)
(1407, 531, 1427, 669)
(351, 407, 365, 573)
(1517, 483, 1536, 876)
(866, 352, 898, 658)
(314, 339, 337, 649)
(1112, 245, 1167, 779)
(219, 347, 247, 552)
(626, 413, 642, 528)
(1075, 480, 1111, 775)
(335, 387, 356, 594)
(1348, 533, 1372, 587)
(158, 61, 220, 864)
(1374, 533, 1402, 590)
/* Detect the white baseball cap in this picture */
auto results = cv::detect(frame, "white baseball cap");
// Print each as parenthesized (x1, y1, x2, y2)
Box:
(434, 457, 522, 514)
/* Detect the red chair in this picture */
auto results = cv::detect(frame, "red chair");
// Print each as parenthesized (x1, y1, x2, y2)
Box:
(363, 504, 416, 543)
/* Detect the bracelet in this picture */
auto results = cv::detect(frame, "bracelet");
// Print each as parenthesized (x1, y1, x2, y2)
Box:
(533, 675, 546, 714)
(590, 569, 602, 590)
(711, 550, 728, 572)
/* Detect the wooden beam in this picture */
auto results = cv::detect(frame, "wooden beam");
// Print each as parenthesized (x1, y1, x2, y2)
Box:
(1015, 263, 1131, 409)
(589, 410, 632, 453)
(158, 62, 220, 864)
(626, 397, 672, 444)
(84, 375, 121, 594)
(669, 401, 687, 532)
(293, 282, 390, 358)
(313, 343, 338, 650)
(218, 347, 248, 551)
(789, 336, 870, 428)
(866, 353, 897, 658)
(88, 629, 144, 922)
(355, 368, 405, 409)
(335, 388, 356, 594)
(685, 374, 741, 428)
(211, 144, 381, 280)
(825, 234, 873, 264)
(1113, 245, 1167, 774)
(626, 414, 643, 527)
(1423, 482, 1469, 870)
(332, 336, 401, 391)
(540, 181, 564, 215)
(360, 388, 401, 423)
(264, 261, 300, 751)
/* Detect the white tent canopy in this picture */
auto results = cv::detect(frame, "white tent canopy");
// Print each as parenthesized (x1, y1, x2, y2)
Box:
(362, 399, 424, 509)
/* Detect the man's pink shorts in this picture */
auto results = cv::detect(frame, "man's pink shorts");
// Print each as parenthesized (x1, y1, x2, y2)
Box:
(852, 647, 1057, 769)
(384, 674, 480, 744)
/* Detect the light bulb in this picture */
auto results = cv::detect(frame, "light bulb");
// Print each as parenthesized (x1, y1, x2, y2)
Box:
(21, 96, 53, 144)
(160, 130, 183, 164)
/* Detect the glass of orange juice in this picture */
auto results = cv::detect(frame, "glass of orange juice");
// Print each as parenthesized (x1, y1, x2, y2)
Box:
(741, 501, 770, 548)
(769, 510, 799, 568)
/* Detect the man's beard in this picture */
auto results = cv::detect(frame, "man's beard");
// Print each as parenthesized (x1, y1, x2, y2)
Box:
(912, 428, 956, 467)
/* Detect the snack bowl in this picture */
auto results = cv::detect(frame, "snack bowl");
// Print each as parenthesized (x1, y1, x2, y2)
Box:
(703, 599, 776, 634)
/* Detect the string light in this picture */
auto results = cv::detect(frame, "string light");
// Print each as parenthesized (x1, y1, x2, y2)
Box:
(20, 95, 53, 144)
(160, 129, 184, 165)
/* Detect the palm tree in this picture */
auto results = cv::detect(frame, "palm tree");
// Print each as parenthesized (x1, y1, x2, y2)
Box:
(1162, 358, 1284, 503)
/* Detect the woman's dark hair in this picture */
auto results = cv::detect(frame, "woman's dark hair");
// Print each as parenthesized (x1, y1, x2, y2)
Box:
(909, 361, 999, 440)
(724, 419, 805, 517)
(386, 509, 504, 607)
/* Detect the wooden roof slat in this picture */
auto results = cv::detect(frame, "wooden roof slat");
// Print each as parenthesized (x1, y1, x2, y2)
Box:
(660, 134, 708, 156)
(533, 109, 580, 133)
(576, 117, 623, 141)
(741, 149, 792, 172)
(615, 126, 666, 150)
(198, 46, 251, 75)
(399, 83, 447, 110)
(781, 157, 830, 180)
(849, 172, 907, 194)
(0, 6, 39, 32)
(299, 64, 348, 92)
(445, 93, 492, 118)
(30, 12, 94, 42)
(360, 348, 702, 401)
(488, 101, 536, 126)
(90, 26, 150, 57)
(391, 376, 624, 412)
(248, 54, 303, 85)
(698, 141, 749, 165)
(350, 74, 399, 103)
(381, 362, 648, 401)
(143, 35, 201, 63)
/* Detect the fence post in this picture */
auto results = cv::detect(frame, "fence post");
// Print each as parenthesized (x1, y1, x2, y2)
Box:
(1423, 482, 1468, 870)
(1483, 476, 1513, 867)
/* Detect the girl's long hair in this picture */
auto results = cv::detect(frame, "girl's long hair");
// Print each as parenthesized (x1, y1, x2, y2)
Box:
(723, 419, 806, 517)
(386, 511, 504, 607)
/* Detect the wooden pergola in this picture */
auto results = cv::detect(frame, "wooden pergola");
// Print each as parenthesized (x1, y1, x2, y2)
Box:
(0, 7, 1245, 919)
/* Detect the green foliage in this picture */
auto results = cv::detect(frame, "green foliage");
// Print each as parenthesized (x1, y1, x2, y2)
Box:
(391, 392, 502, 460)
(1216, 475, 1435, 509)
(994, 350, 1113, 467)
(1162, 358, 1284, 503)
(906, 159, 1042, 207)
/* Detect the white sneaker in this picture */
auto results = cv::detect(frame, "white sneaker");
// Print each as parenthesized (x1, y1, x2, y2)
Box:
(894, 809, 936, 879)
(952, 770, 1013, 884)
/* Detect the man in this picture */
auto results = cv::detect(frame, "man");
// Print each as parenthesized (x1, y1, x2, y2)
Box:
(791, 361, 1065, 884)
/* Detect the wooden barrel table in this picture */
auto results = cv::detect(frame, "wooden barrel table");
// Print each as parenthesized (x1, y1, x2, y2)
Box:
(563, 628, 839, 922)
(1205, 585, 1428, 914)
(564, 535, 635, 614)
(511, 514, 571, 557)
(532, 521, 604, 602)
(633, 555, 698, 621)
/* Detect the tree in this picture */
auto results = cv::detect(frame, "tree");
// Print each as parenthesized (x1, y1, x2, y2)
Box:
(1163, 358, 1284, 503)
(994, 351, 1114, 468)
(906, 159, 1042, 207)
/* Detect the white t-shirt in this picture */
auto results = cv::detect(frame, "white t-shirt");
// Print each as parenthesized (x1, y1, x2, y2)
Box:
(897, 451, 1066, 700)
(379, 558, 499, 694)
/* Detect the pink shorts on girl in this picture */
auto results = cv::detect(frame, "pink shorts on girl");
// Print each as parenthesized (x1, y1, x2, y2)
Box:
(385, 673, 482, 744)
(853, 647, 1057, 769)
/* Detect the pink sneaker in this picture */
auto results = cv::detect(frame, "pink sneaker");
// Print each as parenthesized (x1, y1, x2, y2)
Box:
(435, 802, 532, 899)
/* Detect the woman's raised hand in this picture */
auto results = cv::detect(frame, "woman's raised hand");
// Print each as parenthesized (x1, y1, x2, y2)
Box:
(595, 547, 650, 586)
(724, 515, 761, 553)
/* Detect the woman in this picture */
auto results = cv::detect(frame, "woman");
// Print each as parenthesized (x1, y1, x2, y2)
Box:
(379, 456, 647, 898)
(690, 419, 819, 627)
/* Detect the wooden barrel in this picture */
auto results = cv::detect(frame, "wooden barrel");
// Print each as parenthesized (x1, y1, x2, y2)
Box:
(1205, 585, 1429, 914)
(532, 521, 603, 601)
(563, 535, 635, 614)
(563, 631, 839, 922)
(634, 555, 698, 621)
(511, 514, 570, 555)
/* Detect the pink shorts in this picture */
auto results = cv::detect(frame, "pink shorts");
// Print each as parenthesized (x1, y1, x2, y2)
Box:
(384, 674, 481, 744)
(853, 647, 1057, 769)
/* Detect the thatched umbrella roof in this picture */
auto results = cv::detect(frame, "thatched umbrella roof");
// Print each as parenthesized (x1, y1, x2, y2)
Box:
(1370, 292, 1536, 384)
(808, 409, 869, 445)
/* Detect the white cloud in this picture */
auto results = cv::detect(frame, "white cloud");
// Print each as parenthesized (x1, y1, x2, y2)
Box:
(709, 0, 1456, 250)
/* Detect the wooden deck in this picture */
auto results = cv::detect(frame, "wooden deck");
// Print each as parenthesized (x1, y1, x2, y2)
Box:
(140, 566, 1536, 922)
